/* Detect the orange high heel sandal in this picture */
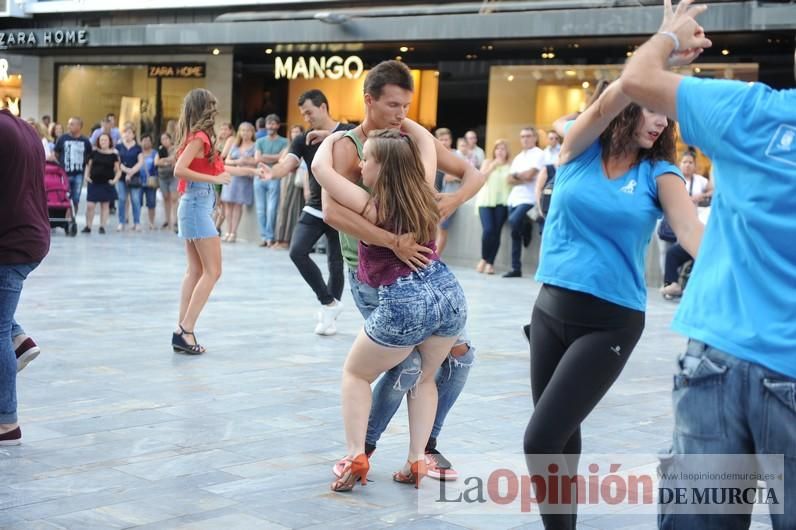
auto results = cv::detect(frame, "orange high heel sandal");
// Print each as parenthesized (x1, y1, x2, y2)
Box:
(331, 454, 370, 492)
(393, 459, 427, 489)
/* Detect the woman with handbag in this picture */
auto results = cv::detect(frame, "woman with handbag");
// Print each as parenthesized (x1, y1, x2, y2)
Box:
(156, 132, 177, 232)
(115, 125, 144, 232)
(273, 124, 307, 249)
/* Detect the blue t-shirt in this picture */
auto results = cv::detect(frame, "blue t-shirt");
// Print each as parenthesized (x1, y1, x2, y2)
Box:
(673, 77, 796, 379)
(536, 140, 682, 311)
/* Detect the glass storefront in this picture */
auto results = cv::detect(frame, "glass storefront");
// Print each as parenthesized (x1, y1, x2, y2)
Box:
(56, 64, 205, 137)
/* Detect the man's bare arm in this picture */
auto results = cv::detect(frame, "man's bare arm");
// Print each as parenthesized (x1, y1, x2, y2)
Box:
(621, 0, 712, 120)
(267, 154, 300, 178)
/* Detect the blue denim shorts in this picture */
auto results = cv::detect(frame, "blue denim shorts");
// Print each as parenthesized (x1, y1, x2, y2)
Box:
(364, 260, 467, 348)
(177, 182, 217, 240)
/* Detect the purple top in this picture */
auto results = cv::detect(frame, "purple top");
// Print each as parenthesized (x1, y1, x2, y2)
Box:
(0, 109, 50, 264)
(357, 238, 440, 288)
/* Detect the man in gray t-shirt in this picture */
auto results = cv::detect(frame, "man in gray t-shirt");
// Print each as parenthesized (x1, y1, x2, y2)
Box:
(254, 114, 289, 246)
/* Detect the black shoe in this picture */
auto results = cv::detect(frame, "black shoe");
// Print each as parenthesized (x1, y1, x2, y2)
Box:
(81, 226, 91, 234)
(522, 324, 531, 343)
(172, 325, 205, 355)
(502, 270, 522, 278)
(99, 227, 106, 234)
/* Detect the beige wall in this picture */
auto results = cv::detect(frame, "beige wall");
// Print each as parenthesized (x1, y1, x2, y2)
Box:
(35, 53, 233, 132)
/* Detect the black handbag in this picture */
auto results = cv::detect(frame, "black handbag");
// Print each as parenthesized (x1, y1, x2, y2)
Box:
(539, 164, 557, 216)
(128, 174, 143, 188)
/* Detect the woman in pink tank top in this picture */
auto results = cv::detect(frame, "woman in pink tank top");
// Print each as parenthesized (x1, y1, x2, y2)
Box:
(313, 128, 468, 493)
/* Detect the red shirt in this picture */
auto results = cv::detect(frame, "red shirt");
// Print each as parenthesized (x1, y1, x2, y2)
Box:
(177, 130, 224, 194)
(0, 109, 51, 264)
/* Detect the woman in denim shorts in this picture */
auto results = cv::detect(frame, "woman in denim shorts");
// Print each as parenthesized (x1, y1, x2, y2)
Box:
(171, 91, 259, 355)
(314, 125, 467, 493)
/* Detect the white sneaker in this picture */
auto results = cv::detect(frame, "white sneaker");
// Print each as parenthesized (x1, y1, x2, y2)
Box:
(314, 301, 343, 336)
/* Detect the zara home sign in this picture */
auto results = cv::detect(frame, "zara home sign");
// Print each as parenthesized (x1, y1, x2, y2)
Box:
(0, 30, 89, 49)
(275, 55, 364, 80)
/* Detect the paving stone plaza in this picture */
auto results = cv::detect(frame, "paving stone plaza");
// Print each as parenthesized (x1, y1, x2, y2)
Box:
(1, 232, 775, 529)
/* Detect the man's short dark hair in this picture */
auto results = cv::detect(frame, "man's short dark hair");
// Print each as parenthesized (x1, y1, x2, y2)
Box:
(265, 113, 280, 124)
(255, 117, 265, 129)
(298, 89, 329, 113)
(364, 60, 414, 99)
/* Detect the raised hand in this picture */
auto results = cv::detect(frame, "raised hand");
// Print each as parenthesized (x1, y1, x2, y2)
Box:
(436, 192, 460, 221)
(660, 0, 713, 63)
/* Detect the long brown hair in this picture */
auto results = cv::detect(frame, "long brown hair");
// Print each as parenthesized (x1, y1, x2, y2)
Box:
(367, 129, 439, 244)
(176, 88, 218, 161)
(599, 103, 676, 165)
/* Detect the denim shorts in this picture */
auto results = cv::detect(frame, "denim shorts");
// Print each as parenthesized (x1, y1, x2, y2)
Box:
(177, 182, 217, 240)
(364, 260, 467, 348)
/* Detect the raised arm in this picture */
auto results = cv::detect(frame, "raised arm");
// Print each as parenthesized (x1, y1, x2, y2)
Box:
(401, 119, 438, 187)
(557, 81, 633, 166)
(311, 132, 372, 220)
(435, 141, 487, 219)
(621, 0, 712, 120)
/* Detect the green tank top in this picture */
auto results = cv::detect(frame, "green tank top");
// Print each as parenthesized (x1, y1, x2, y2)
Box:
(339, 129, 366, 270)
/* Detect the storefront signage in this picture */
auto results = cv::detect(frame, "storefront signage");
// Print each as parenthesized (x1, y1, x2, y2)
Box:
(275, 55, 364, 80)
(147, 63, 206, 78)
(0, 58, 8, 82)
(0, 30, 89, 49)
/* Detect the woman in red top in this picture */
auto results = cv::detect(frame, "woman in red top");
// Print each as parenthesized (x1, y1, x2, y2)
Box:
(171, 89, 232, 354)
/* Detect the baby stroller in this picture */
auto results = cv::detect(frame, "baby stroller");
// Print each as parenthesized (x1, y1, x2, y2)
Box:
(45, 161, 78, 236)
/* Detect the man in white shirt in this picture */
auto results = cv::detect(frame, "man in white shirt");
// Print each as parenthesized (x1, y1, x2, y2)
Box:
(504, 127, 545, 278)
(543, 131, 562, 166)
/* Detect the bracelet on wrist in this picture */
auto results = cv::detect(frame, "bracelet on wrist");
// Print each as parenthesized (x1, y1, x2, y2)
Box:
(657, 31, 680, 52)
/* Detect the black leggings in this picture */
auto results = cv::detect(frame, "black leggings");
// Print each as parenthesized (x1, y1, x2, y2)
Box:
(524, 285, 645, 530)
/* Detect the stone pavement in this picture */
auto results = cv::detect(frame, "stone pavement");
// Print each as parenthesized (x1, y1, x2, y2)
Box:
(1, 230, 772, 529)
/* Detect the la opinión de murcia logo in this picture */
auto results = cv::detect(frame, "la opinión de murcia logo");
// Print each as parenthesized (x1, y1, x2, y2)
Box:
(0, 30, 89, 48)
(425, 461, 783, 515)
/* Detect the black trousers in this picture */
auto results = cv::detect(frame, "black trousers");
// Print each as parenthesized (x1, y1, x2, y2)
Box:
(525, 285, 645, 529)
(288, 212, 344, 306)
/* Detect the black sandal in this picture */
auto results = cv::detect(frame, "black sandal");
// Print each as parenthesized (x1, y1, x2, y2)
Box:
(172, 325, 205, 355)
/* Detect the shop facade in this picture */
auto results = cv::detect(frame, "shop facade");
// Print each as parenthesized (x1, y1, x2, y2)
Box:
(2, 1, 794, 278)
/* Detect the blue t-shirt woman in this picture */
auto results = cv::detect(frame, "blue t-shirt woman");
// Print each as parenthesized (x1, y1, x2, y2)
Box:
(523, 82, 703, 530)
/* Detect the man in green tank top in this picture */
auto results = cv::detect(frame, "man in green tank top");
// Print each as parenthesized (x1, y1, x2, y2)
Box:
(319, 60, 486, 482)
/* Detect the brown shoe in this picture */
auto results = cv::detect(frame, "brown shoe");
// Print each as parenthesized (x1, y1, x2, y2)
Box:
(0, 426, 22, 446)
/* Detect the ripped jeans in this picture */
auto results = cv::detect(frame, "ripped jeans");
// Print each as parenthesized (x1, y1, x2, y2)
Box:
(348, 268, 474, 447)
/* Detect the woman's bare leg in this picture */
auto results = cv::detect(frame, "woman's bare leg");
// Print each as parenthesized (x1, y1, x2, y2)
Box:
(100, 202, 110, 228)
(341, 330, 413, 458)
(179, 236, 222, 335)
(178, 240, 203, 326)
(85, 202, 96, 230)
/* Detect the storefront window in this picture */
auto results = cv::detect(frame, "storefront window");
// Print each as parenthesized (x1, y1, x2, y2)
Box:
(486, 63, 758, 162)
(57, 64, 205, 138)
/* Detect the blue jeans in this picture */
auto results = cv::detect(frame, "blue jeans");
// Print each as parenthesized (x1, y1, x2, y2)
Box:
(0, 262, 38, 424)
(254, 178, 281, 241)
(478, 205, 508, 264)
(67, 172, 82, 210)
(508, 204, 533, 272)
(348, 268, 475, 446)
(659, 340, 796, 530)
(116, 181, 142, 226)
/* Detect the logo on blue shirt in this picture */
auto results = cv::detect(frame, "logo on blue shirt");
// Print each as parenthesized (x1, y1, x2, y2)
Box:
(765, 125, 796, 167)
(619, 179, 638, 195)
